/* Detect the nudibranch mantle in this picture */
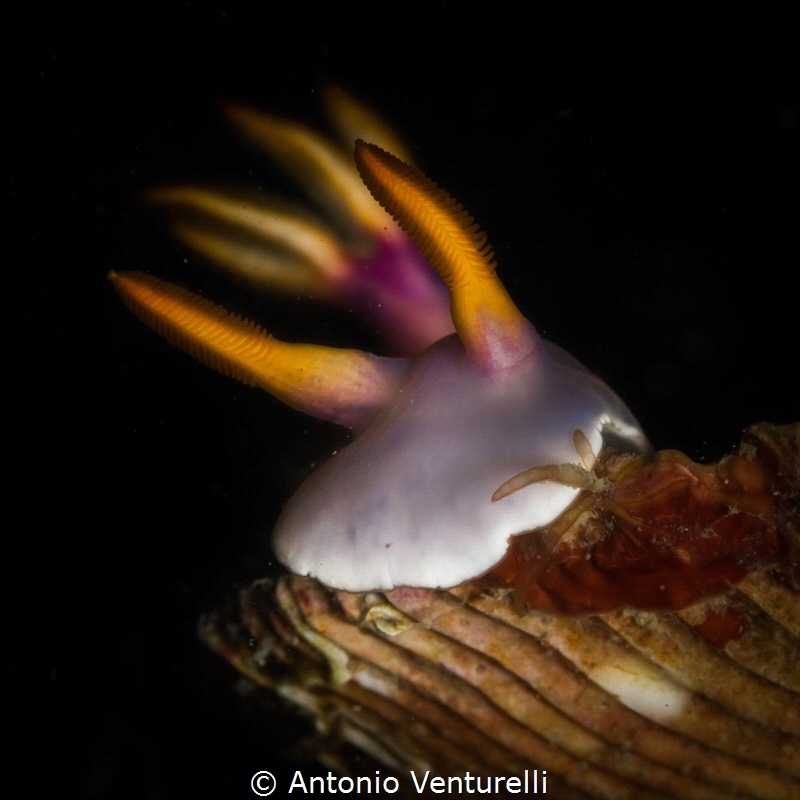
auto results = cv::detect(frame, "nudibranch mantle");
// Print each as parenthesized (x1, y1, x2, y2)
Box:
(274, 332, 648, 591)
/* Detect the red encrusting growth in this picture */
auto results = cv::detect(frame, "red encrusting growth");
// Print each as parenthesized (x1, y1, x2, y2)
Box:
(690, 606, 748, 648)
(481, 423, 798, 615)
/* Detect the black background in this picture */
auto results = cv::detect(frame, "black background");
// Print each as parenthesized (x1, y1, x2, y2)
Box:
(19, 6, 797, 798)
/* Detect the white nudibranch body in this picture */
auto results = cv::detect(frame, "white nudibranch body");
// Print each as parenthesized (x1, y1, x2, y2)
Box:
(273, 334, 648, 591)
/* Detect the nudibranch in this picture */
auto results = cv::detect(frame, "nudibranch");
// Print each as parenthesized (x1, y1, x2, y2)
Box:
(115, 94, 800, 799)
(111, 135, 649, 596)
(112, 91, 795, 615)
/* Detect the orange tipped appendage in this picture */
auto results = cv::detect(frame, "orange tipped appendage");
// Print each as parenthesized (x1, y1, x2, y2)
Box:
(146, 187, 348, 293)
(109, 271, 403, 430)
(225, 106, 396, 236)
(322, 85, 415, 166)
(354, 141, 536, 371)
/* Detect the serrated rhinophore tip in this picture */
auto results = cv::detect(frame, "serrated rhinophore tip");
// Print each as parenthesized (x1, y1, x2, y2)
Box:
(354, 141, 537, 371)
